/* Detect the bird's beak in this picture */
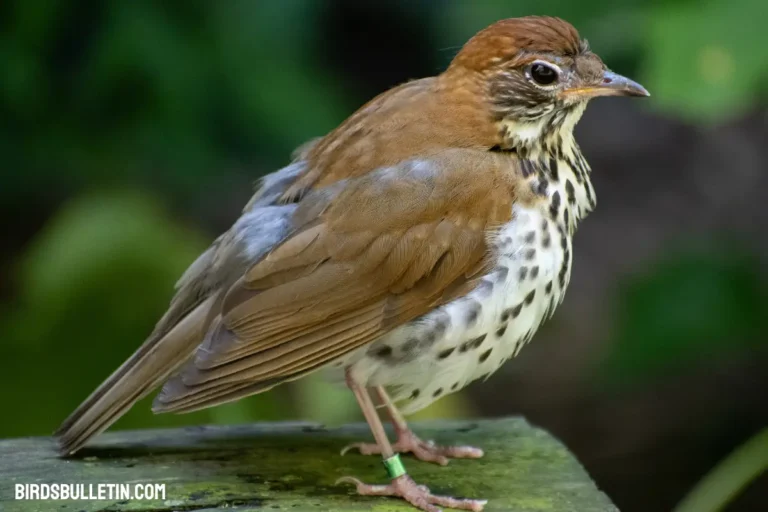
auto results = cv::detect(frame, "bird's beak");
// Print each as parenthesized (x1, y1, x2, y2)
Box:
(561, 70, 650, 99)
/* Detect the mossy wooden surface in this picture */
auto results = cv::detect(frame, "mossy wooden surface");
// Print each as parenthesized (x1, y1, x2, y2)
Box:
(0, 418, 617, 511)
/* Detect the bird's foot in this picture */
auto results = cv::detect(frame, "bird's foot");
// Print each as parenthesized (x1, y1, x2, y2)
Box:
(337, 474, 486, 512)
(342, 428, 483, 466)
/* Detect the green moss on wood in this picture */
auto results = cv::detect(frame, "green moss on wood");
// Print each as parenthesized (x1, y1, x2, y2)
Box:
(0, 418, 617, 511)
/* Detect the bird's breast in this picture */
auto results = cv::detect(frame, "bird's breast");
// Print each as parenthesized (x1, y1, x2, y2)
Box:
(346, 200, 573, 413)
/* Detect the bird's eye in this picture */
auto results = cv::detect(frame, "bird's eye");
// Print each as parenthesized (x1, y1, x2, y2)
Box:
(529, 62, 559, 86)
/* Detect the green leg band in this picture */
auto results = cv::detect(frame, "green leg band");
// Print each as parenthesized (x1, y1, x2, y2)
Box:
(382, 454, 407, 479)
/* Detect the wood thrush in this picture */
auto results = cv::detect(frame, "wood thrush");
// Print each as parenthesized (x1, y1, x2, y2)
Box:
(56, 16, 648, 511)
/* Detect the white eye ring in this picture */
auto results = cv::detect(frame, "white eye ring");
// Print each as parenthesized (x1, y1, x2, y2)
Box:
(526, 60, 563, 88)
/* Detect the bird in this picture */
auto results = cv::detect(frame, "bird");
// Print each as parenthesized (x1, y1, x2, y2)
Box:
(55, 16, 648, 512)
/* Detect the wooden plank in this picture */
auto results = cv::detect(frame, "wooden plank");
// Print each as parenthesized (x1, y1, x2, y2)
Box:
(0, 417, 617, 511)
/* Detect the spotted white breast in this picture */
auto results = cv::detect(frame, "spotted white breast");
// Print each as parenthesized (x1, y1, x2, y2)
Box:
(343, 148, 592, 413)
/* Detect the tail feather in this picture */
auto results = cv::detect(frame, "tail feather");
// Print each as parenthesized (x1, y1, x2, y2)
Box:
(54, 295, 217, 456)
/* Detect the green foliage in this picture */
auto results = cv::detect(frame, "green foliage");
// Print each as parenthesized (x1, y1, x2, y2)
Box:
(600, 247, 768, 382)
(0, 0, 348, 200)
(674, 428, 768, 512)
(644, 0, 768, 121)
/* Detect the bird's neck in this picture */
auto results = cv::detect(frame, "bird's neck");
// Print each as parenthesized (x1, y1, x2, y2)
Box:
(498, 105, 596, 234)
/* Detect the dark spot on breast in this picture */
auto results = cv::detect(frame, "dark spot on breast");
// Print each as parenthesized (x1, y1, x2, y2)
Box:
(502, 303, 523, 321)
(521, 159, 536, 177)
(518, 266, 528, 281)
(548, 157, 560, 181)
(437, 347, 455, 359)
(460, 334, 487, 352)
(524, 231, 536, 244)
(451, 382, 460, 391)
(402, 338, 418, 352)
(479, 348, 493, 363)
(525, 248, 536, 260)
(524, 290, 536, 305)
(373, 346, 392, 358)
(530, 266, 540, 279)
(465, 301, 482, 327)
(565, 179, 576, 203)
(496, 324, 507, 337)
(564, 209, 570, 230)
(410, 389, 420, 399)
(545, 280, 553, 294)
(489, 144, 517, 154)
(549, 191, 561, 218)
(495, 266, 509, 282)
(433, 388, 443, 398)
(570, 158, 584, 183)
(433, 315, 450, 337)
(533, 178, 548, 196)
(542, 233, 551, 248)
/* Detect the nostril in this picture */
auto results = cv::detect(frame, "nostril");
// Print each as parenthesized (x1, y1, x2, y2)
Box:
(603, 77, 613, 84)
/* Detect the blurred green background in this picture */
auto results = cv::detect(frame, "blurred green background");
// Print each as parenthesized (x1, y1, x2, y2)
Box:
(1, 1, 766, 511)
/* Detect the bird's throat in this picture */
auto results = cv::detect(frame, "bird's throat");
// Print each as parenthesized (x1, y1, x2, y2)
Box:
(499, 107, 596, 234)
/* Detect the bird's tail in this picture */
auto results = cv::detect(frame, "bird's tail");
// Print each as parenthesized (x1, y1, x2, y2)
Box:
(54, 295, 217, 456)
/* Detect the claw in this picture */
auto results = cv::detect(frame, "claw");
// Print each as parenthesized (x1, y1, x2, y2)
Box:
(341, 429, 483, 466)
(335, 476, 363, 487)
(338, 474, 486, 512)
(340, 442, 378, 456)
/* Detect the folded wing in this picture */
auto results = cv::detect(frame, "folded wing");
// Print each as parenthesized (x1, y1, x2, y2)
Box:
(154, 150, 518, 413)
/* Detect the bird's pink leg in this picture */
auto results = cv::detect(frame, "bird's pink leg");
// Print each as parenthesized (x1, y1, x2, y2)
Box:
(337, 371, 486, 512)
(341, 386, 484, 466)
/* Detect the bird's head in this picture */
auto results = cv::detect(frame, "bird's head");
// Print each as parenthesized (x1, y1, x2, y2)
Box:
(446, 16, 648, 148)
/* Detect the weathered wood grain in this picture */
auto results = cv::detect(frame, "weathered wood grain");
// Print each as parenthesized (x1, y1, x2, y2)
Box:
(0, 417, 617, 511)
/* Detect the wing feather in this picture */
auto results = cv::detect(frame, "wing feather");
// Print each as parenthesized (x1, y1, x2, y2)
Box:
(154, 150, 519, 413)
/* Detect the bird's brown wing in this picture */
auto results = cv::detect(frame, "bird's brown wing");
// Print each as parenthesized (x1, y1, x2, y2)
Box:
(55, 158, 303, 455)
(154, 149, 519, 413)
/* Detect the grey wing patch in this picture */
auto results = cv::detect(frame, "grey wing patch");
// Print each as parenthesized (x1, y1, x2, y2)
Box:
(244, 162, 307, 211)
(171, 156, 305, 332)
(225, 204, 298, 265)
(172, 204, 298, 311)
